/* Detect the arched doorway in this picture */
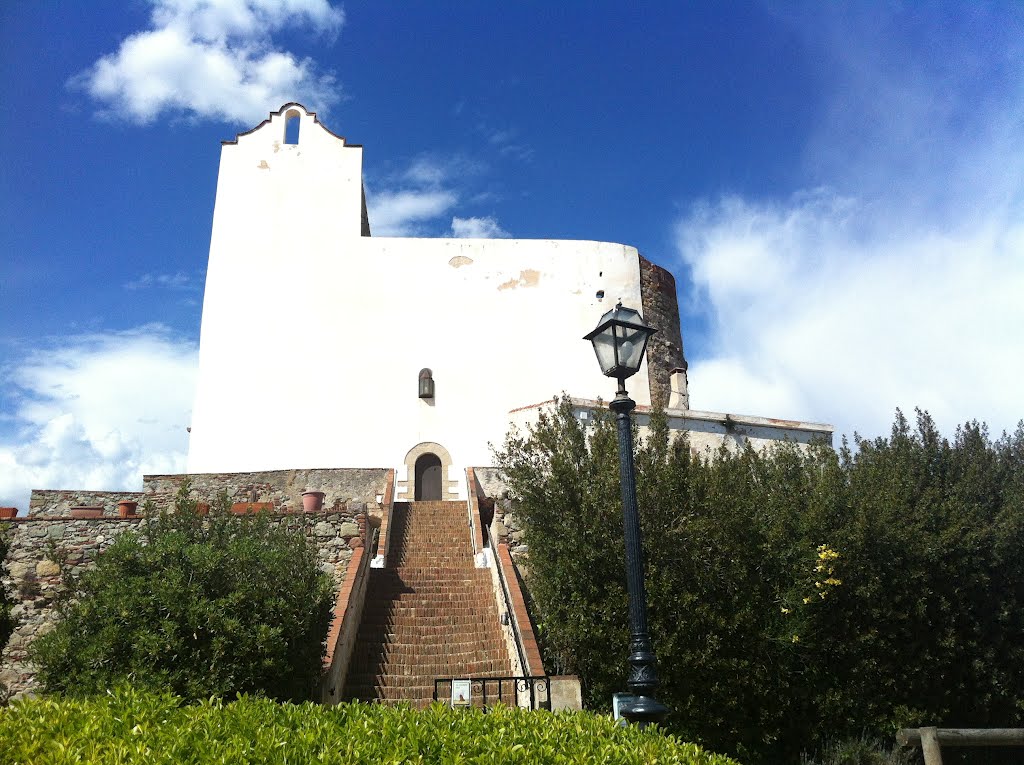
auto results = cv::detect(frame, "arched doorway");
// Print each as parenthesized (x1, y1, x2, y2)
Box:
(401, 441, 456, 501)
(414, 453, 442, 500)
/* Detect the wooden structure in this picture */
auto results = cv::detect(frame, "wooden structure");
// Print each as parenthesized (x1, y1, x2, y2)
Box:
(897, 727, 1024, 765)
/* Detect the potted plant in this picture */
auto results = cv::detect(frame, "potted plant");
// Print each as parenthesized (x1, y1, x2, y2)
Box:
(118, 500, 139, 518)
(302, 491, 326, 512)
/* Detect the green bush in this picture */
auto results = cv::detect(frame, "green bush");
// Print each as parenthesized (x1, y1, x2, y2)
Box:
(0, 687, 742, 764)
(495, 398, 1024, 764)
(799, 734, 915, 765)
(29, 482, 334, 702)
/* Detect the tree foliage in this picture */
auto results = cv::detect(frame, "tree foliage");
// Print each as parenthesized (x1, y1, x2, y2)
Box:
(30, 483, 335, 702)
(0, 527, 15, 667)
(495, 398, 1024, 764)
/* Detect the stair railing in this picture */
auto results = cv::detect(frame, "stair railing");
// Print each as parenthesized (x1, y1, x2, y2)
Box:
(433, 676, 551, 711)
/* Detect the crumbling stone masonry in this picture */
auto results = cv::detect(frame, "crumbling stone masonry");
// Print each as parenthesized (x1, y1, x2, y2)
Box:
(639, 255, 686, 410)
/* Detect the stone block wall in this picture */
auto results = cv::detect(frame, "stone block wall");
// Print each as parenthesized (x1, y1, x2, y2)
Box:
(28, 491, 145, 518)
(639, 255, 686, 409)
(2, 516, 143, 698)
(1, 467, 392, 699)
(143, 468, 388, 512)
(473, 468, 528, 569)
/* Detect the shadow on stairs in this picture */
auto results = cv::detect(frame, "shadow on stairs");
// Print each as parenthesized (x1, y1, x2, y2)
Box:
(342, 501, 512, 708)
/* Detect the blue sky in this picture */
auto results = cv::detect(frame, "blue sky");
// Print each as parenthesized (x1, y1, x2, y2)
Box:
(2, 1, 1023, 509)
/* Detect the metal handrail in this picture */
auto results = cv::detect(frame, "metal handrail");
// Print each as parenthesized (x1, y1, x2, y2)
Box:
(433, 675, 551, 710)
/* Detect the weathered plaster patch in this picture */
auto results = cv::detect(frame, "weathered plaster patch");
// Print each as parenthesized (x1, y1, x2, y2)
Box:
(449, 256, 474, 268)
(497, 269, 541, 291)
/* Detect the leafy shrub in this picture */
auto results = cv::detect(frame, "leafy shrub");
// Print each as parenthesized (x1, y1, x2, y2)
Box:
(0, 530, 13, 642)
(800, 734, 915, 765)
(0, 687, 742, 764)
(30, 483, 334, 702)
(495, 398, 1024, 763)
(0, 527, 15, 700)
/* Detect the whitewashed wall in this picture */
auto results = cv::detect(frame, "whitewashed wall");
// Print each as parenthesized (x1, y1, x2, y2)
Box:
(188, 105, 652, 498)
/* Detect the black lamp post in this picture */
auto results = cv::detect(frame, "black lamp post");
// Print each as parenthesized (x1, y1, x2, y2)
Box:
(584, 301, 669, 727)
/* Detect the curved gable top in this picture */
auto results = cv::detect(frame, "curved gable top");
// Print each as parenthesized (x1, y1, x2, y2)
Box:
(222, 102, 359, 147)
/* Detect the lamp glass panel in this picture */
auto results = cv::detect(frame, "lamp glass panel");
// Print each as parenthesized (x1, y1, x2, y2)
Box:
(616, 324, 648, 374)
(590, 328, 619, 375)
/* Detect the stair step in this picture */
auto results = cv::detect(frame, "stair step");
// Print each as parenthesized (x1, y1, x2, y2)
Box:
(342, 500, 512, 705)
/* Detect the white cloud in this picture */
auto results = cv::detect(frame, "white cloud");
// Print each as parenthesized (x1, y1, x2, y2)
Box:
(0, 326, 198, 512)
(450, 216, 510, 239)
(366, 154, 506, 238)
(477, 122, 533, 162)
(403, 157, 450, 187)
(370, 190, 458, 237)
(71, 0, 343, 125)
(123, 271, 195, 290)
(677, 193, 1024, 441)
(676, 7, 1024, 442)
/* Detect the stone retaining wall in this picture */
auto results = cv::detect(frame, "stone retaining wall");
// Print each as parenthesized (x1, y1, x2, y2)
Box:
(472, 469, 528, 570)
(144, 468, 388, 512)
(28, 491, 145, 518)
(1, 467, 392, 699)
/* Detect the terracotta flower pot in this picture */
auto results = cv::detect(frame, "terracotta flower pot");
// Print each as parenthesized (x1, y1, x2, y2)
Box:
(195, 502, 210, 516)
(118, 501, 139, 518)
(70, 507, 104, 519)
(302, 491, 326, 512)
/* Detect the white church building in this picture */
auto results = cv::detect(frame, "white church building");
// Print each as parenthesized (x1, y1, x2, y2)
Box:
(1, 103, 835, 701)
(186, 103, 832, 501)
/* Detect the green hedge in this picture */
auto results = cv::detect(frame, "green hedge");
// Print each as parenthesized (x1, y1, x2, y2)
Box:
(0, 688, 741, 765)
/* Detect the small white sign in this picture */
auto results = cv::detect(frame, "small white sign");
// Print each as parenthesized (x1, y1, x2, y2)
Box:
(451, 680, 472, 707)
(612, 692, 635, 720)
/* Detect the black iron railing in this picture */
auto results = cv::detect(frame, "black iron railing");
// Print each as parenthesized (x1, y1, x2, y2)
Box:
(433, 676, 550, 710)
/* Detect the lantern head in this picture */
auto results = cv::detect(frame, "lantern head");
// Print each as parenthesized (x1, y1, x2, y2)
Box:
(583, 301, 657, 381)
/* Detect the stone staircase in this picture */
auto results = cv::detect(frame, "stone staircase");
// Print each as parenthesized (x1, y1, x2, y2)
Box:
(343, 500, 512, 707)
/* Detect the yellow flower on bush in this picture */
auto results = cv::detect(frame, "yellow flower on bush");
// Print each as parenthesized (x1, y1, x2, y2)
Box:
(802, 544, 842, 605)
(817, 544, 840, 561)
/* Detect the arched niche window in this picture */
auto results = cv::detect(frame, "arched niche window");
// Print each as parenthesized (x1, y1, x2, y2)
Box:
(284, 110, 301, 145)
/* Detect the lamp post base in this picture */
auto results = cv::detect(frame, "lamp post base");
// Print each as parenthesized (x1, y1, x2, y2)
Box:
(618, 694, 669, 728)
